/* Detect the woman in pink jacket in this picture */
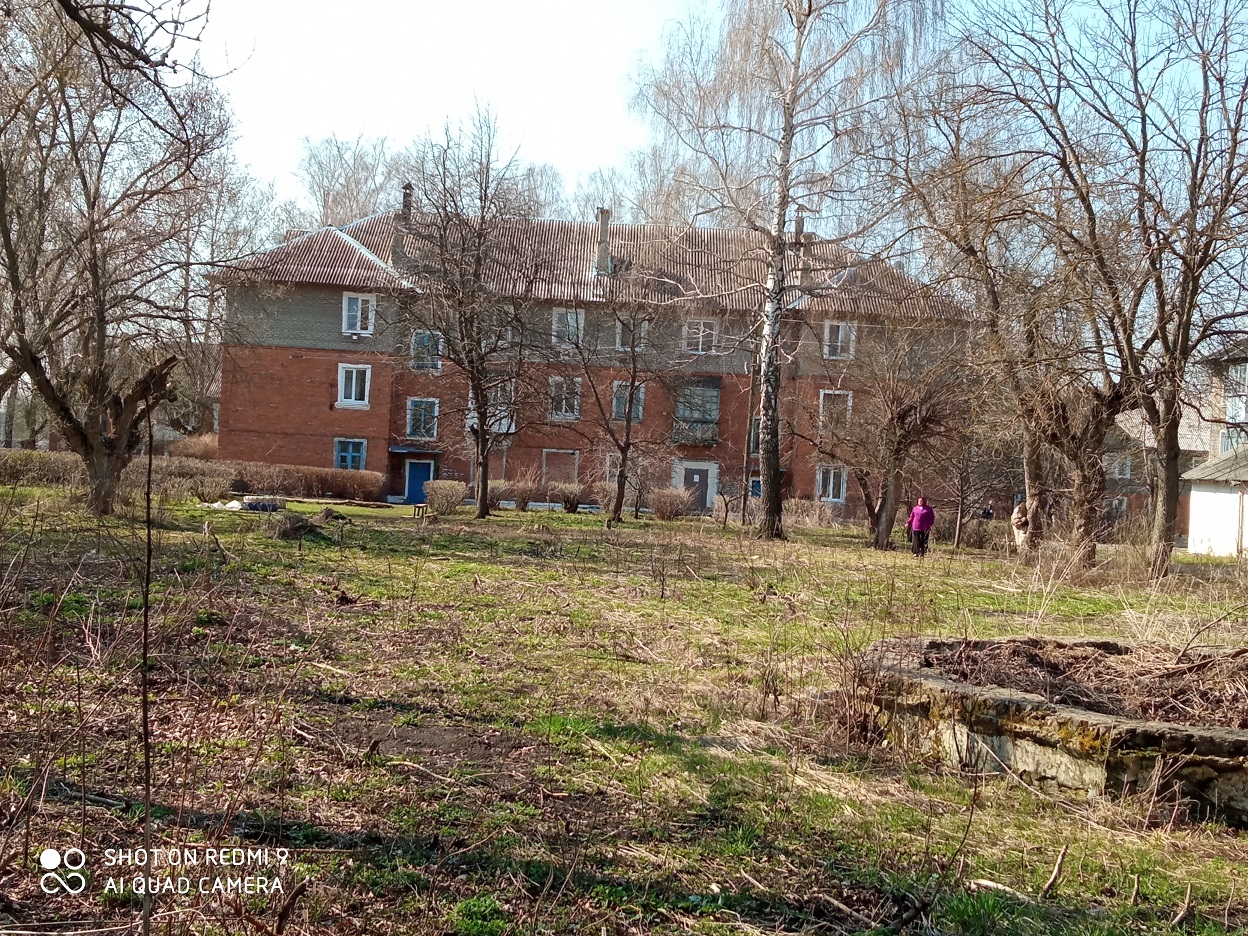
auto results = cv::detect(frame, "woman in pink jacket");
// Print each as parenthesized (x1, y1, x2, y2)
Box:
(906, 496, 935, 557)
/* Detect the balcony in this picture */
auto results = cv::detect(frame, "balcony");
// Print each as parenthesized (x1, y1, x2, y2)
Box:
(671, 419, 719, 445)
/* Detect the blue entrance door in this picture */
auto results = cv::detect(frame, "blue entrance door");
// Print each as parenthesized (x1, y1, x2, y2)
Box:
(405, 460, 434, 504)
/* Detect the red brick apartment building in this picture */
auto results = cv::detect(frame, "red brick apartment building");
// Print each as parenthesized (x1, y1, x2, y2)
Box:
(218, 208, 961, 512)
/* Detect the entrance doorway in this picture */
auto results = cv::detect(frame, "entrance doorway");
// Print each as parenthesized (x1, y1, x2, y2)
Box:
(405, 459, 435, 504)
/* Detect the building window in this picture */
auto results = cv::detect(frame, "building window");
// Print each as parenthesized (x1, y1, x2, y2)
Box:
(337, 364, 371, 408)
(1105, 453, 1132, 480)
(467, 380, 516, 435)
(673, 384, 720, 443)
(335, 438, 367, 470)
(748, 415, 760, 455)
(406, 398, 438, 439)
(1220, 428, 1247, 453)
(819, 389, 852, 429)
(616, 317, 649, 351)
(1228, 363, 1248, 422)
(611, 381, 645, 422)
(1102, 496, 1127, 521)
(342, 293, 375, 335)
(817, 465, 848, 502)
(683, 319, 718, 355)
(411, 330, 441, 370)
(548, 376, 581, 421)
(552, 307, 584, 348)
(823, 321, 856, 359)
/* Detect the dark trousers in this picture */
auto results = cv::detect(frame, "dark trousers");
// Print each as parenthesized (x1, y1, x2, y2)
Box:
(912, 529, 930, 556)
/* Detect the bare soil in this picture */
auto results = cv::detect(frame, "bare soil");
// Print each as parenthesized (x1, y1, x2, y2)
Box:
(921, 638, 1248, 730)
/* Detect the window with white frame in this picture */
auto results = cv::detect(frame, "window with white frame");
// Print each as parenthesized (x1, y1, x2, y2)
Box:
(551, 307, 584, 348)
(611, 381, 645, 422)
(548, 376, 581, 421)
(334, 438, 366, 470)
(342, 293, 376, 335)
(411, 330, 441, 370)
(1228, 363, 1248, 422)
(337, 364, 371, 407)
(822, 321, 856, 359)
(1105, 453, 1132, 480)
(819, 389, 852, 429)
(817, 465, 848, 502)
(683, 319, 718, 354)
(467, 380, 516, 434)
(406, 398, 438, 439)
(616, 316, 649, 351)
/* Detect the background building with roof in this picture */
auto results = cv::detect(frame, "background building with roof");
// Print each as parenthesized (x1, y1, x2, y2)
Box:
(217, 205, 969, 512)
(1184, 448, 1248, 557)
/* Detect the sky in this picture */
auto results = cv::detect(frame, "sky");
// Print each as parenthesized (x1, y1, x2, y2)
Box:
(195, 0, 701, 208)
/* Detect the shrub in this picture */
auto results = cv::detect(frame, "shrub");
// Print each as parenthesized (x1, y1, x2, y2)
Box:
(647, 487, 693, 521)
(168, 433, 218, 460)
(485, 480, 512, 510)
(548, 481, 586, 513)
(424, 480, 467, 515)
(0, 450, 388, 504)
(508, 469, 541, 511)
(781, 497, 841, 528)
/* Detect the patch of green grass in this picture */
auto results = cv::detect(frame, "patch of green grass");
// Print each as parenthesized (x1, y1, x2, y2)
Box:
(451, 894, 510, 936)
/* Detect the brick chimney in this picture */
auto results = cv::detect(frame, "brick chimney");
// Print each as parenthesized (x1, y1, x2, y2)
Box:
(402, 182, 413, 224)
(595, 207, 612, 275)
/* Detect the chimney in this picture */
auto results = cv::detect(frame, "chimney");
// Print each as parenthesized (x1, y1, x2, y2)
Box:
(401, 182, 413, 224)
(793, 212, 805, 240)
(595, 206, 612, 275)
(794, 211, 811, 286)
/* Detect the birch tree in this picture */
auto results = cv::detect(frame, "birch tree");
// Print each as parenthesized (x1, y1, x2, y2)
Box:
(636, 0, 930, 538)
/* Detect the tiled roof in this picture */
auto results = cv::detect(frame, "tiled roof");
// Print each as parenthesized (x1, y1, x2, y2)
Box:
(227, 226, 407, 290)
(1115, 407, 1212, 455)
(230, 210, 963, 320)
(1183, 445, 1248, 483)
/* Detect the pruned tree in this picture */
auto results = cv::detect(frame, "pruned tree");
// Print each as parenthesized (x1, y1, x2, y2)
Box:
(636, 0, 933, 539)
(395, 113, 553, 519)
(0, 0, 229, 513)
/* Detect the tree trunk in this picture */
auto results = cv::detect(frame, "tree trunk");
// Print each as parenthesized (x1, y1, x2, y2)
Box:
(757, 296, 784, 539)
(609, 450, 629, 526)
(1149, 403, 1183, 579)
(473, 430, 490, 520)
(1022, 431, 1045, 552)
(1068, 455, 1104, 569)
(85, 450, 124, 517)
(741, 350, 758, 525)
(872, 459, 904, 550)
(856, 469, 880, 535)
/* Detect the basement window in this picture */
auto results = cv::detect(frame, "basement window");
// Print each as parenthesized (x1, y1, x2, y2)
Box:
(334, 439, 367, 471)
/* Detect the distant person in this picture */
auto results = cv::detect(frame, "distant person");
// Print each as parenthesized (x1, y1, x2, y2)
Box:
(1011, 502, 1029, 548)
(906, 496, 935, 557)
(981, 504, 994, 520)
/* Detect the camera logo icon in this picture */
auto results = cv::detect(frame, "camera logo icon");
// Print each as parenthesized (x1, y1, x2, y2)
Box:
(39, 848, 87, 895)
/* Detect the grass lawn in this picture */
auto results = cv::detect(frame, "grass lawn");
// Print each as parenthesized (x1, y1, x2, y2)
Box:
(1, 492, 1246, 934)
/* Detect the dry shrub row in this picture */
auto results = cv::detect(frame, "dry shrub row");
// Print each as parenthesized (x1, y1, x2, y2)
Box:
(0, 449, 385, 503)
(168, 433, 219, 460)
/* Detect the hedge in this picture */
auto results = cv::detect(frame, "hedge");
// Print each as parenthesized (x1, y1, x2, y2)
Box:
(0, 449, 386, 503)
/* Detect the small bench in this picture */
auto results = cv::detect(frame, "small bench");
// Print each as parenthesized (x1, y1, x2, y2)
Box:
(412, 503, 428, 520)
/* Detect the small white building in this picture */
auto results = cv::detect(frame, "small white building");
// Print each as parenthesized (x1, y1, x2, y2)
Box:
(1183, 448, 1248, 558)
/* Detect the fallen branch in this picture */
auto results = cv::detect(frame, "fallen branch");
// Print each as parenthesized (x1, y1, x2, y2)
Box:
(389, 759, 456, 785)
(274, 878, 309, 934)
(1128, 873, 1139, 906)
(1170, 882, 1192, 926)
(815, 892, 877, 928)
(1173, 604, 1246, 664)
(1039, 844, 1068, 899)
(968, 879, 1033, 903)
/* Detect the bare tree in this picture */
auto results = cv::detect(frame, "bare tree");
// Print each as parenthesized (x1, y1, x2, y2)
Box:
(793, 319, 972, 547)
(395, 114, 553, 519)
(901, 0, 1248, 574)
(296, 135, 402, 228)
(0, 1, 229, 513)
(636, 0, 931, 539)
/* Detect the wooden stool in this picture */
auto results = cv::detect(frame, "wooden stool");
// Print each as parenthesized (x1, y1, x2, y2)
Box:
(412, 503, 428, 521)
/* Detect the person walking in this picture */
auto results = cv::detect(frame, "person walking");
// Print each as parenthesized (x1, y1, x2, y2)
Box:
(907, 496, 935, 557)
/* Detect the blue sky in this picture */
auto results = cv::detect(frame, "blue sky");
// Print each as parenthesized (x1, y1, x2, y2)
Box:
(197, 0, 701, 204)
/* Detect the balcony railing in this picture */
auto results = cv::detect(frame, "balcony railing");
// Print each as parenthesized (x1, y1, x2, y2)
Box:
(671, 419, 719, 445)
